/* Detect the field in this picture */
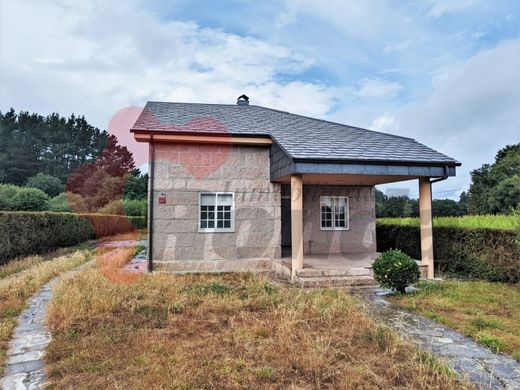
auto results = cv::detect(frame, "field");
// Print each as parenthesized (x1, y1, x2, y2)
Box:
(43, 267, 470, 389)
(389, 280, 520, 360)
(377, 215, 517, 230)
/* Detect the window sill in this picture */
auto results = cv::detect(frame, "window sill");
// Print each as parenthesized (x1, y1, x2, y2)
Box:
(198, 229, 235, 233)
(320, 227, 350, 231)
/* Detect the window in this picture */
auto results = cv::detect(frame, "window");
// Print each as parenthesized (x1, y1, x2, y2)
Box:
(199, 193, 234, 232)
(320, 196, 349, 230)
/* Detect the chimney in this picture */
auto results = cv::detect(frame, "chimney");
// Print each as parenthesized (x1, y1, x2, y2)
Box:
(237, 94, 249, 106)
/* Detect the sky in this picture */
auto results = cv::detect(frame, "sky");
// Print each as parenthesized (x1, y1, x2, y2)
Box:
(1, 0, 519, 199)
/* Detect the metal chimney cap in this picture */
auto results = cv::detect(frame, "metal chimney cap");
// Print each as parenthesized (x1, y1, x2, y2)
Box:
(237, 94, 249, 105)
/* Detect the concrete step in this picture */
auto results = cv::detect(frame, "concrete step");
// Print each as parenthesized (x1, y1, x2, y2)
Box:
(296, 267, 373, 278)
(297, 275, 376, 288)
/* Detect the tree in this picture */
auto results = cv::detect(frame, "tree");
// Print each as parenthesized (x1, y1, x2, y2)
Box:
(96, 134, 135, 177)
(375, 189, 464, 217)
(0, 108, 107, 185)
(65, 134, 137, 212)
(466, 143, 520, 214)
(26, 173, 64, 197)
(431, 199, 465, 217)
(124, 173, 148, 200)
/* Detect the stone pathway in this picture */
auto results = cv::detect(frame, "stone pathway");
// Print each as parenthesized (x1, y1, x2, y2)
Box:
(1, 241, 147, 389)
(98, 239, 148, 274)
(366, 289, 520, 390)
(122, 243, 148, 274)
(1, 262, 93, 390)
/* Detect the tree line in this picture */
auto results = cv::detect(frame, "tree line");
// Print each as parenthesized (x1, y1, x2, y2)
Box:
(0, 109, 147, 214)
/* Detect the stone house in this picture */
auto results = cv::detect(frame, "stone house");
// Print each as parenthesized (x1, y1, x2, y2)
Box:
(131, 95, 460, 284)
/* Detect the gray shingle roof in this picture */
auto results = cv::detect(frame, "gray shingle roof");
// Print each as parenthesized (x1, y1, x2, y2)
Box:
(132, 101, 460, 166)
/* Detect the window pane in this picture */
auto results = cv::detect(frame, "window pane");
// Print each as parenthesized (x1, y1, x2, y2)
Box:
(223, 220, 231, 228)
(201, 221, 207, 228)
(207, 220, 214, 228)
(217, 194, 232, 206)
(321, 197, 332, 207)
(201, 194, 216, 206)
(217, 220, 223, 228)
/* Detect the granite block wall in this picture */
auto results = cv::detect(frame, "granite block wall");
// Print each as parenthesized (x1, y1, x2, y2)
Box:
(151, 142, 281, 272)
(302, 185, 376, 254)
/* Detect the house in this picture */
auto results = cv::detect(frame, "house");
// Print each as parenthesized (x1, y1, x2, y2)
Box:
(130, 95, 460, 284)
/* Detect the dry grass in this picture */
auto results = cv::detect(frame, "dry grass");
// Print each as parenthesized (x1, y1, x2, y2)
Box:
(46, 271, 469, 389)
(0, 245, 92, 280)
(0, 256, 44, 279)
(0, 250, 92, 376)
(98, 230, 147, 242)
(94, 246, 141, 284)
(390, 281, 520, 360)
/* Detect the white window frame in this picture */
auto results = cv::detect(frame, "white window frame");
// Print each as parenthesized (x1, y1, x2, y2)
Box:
(320, 196, 349, 231)
(198, 192, 235, 233)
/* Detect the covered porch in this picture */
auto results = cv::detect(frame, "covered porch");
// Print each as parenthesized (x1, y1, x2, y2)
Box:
(273, 168, 448, 282)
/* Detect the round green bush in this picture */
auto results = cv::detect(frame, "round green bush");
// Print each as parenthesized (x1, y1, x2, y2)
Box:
(10, 187, 50, 211)
(48, 193, 72, 212)
(26, 173, 64, 197)
(372, 249, 420, 293)
(123, 199, 147, 217)
(0, 184, 19, 210)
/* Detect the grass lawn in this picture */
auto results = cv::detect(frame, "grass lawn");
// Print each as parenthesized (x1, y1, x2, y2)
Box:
(0, 248, 93, 376)
(45, 268, 469, 389)
(389, 280, 520, 359)
(377, 215, 517, 230)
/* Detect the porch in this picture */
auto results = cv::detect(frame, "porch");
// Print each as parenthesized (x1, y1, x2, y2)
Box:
(276, 252, 429, 287)
(273, 169, 443, 282)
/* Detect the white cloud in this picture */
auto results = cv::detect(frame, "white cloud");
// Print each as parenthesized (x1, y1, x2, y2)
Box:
(427, 0, 478, 17)
(356, 78, 402, 99)
(371, 113, 399, 132)
(383, 40, 411, 53)
(0, 0, 334, 128)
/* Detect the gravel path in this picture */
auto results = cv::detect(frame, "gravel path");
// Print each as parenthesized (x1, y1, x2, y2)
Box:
(366, 289, 520, 390)
(1, 262, 93, 390)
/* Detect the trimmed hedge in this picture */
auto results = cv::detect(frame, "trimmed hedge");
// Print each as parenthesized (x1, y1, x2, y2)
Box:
(376, 224, 520, 283)
(0, 211, 146, 263)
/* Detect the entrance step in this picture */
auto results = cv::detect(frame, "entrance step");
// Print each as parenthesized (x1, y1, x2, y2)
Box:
(297, 275, 376, 288)
(296, 267, 373, 278)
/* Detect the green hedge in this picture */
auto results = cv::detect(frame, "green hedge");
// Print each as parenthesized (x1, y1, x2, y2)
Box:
(376, 224, 520, 283)
(0, 211, 146, 263)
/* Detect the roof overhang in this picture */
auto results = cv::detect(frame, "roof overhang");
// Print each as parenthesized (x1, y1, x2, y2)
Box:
(294, 160, 457, 177)
(270, 141, 458, 184)
(132, 130, 273, 146)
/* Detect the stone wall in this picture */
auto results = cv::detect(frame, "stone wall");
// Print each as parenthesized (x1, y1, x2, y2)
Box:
(302, 185, 376, 254)
(151, 142, 281, 272)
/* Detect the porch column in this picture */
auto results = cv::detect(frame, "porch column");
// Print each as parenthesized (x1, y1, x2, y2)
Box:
(291, 174, 304, 279)
(419, 177, 434, 279)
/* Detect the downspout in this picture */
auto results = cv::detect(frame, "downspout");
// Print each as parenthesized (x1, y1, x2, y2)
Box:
(148, 137, 155, 272)
(430, 165, 449, 184)
(427, 166, 450, 214)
